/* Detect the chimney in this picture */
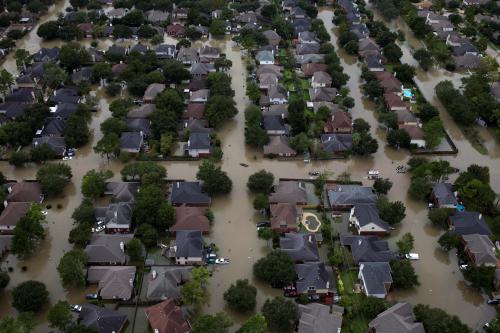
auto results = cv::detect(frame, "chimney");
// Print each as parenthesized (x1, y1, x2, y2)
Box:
(152, 270, 157, 279)
(479, 213, 482, 220)
(129, 278, 133, 286)
(119, 242, 124, 252)
(176, 182, 180, 188)
(358, 239, 362, 246)
(308, 235, 312, 243)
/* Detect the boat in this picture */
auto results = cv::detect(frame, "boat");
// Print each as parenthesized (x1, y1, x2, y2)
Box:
(240, 163, 249, 167)
(367, 170, 380, 179)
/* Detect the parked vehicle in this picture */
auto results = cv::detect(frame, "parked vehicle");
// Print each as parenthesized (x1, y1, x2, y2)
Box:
(216, 258, 230, 265)
(487, 298, 500, 305)
(367, 170, 380, 179)
(240, 163, 249, 167)
(405, 253, 420, 260)
(256, 221, 270, 229)
(85, 293, 99, 300)
(71, 305, 82, 312)
(308, 171, 320, 176)
(92, 225, 105, 233)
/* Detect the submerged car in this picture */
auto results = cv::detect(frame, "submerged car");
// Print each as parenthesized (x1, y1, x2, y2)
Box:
(71, 305, 82, 312)
(405, 253, 420, 260)
(216, 258, 230, 265)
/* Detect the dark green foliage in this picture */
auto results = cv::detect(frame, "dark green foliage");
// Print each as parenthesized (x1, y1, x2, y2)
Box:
(205, 95, 238, 128)
(414, 304, 471, 333)
(262, 297, 299, 333)
(373, 178, 393, 194)
(245, 105, 269, 147)
(196, 160, 232, 195)
(134, 185, 175, 230)
(387, 129, 411, 149)
(247, 170, 274, 194)
(438, 232, 459, 251)
(390, 259, 420, 288)
(376, 197, 406, 225)
(223, 279, 257, 312)
(57, 249, 88, 288)
(126, 238, 144, 262)
(36, 163, 72, 197)
(12, 280, 49, 313)
(121, 161, 166, 181)
(428, 208, 452, 229)
(193, 313, 233, 333)
(435, 81, 477, 126)
(253, 250, 296, 287)
(12, 204, 46, 259)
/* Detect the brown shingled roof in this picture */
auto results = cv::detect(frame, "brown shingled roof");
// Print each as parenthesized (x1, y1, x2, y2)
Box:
(145, 299, 190, 333)
(171, 206, 210, 233)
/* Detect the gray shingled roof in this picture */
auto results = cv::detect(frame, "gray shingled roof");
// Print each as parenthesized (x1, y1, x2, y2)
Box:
(462, 234, 497, 265)
(85, 234, 134, 264)
(175, 230, 203, 258)
(321, 134, 353, 152)
(298, 303, 343, 333)
(79, 304, 128, 333)
(295, 261, 335, 293)
(280, 233, 320, 262)
(146, 266, 193, 301)
(431, 183, 457, 207)
(32, 136, 66, 156)
(340, 235, 394, 264)
(369, 302, 425, 333)
(352, 204, 390, 231)
(269, 181, 307, 205)
(104, 182, 140, 202)
(450, 211, 492, 236)
(170, 182, 211, 206)
(359, 262, 392, 296)
(327, 185, 377, 207)
(87, 266, 136, 300)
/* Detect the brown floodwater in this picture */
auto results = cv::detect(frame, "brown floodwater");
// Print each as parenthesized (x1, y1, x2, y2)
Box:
(0, 2, 499, 331)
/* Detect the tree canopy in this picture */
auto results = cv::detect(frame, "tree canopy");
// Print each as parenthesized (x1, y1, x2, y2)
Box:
(193, 313, 233, 333)
(247, 170, 275, 194)
(196, 160, 232, 195)
(223, 279, 257, 312)
(57, 249, 88, 288)
(12, 204, 46, 259)
(12, 280, 49, 313)
(36, 163, 72, 197)
(254, 250, 296, 287)
(262, 297, 298, 333)
(81, 169, 113, 199)
(414, 304, 471, 333)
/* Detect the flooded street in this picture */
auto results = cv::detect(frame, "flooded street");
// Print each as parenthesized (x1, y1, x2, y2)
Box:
(0, 2, 498, 331)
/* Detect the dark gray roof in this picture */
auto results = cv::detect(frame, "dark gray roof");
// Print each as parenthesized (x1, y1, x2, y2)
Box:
(170, 182, 210, 206)
(32, 47, 60, 62)
(452, 41, 478, 56)
(450, 211, 492, 236)
(87, 266, 136, 300)
(366, 53, 383, 69)
(296, 43, 320, 55)
(71, 67, 93, 84)
(321, 134, 353, 152)
(96, 202, 133, 229)
(295, 262, 335, 293)
(431, 183, 457, 206)
(328, 185, 377, 206)
(41, 117, 66, 136)
(309, 87, 337, 102)
(454, 54, 482, 69)
(263, 115, 288, 132)
(107, 45, 127, 56)
(51, 103, 78, 119)
(359, 262, 392, 296)
(462, 234, 497, 265)
(190, 63, 215, 75)
(126, 118, 151, 136)
(369, 302, 425, 333)
(298, 303, 343, 333)
(49, 87, 81, 104)
(352, 204, 390, 231)
(120, 132, 143, 150)
(340, 235, 394, 263)
(269, 181, 307, 205)
(130, 43, 148, 54)
(175, 230, 203, 258)
(85, 234, 134, 264)
(187, 132, 211, 150)
(280, 233, 320, 262)
(32, 136, 66, 156)
(5, 88, 36, 103)
(146, 266, 193, 300)
(0, 102, 29, 119)
(104, 182, 140, 202)
(79, 304, 128, 333)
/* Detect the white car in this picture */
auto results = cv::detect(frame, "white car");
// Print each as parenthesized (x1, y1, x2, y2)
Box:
(92, 225, 105, 233)
(405, 253, 420, 260)
(216, 258, 230, 265)
(71, 305, 82, 312)
(41, 211, 48, 216)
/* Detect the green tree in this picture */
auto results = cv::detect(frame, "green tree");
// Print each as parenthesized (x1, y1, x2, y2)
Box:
(224, 279, 257, 312)
(37, 21, 60, 40)
(48, 301, 73, 331)
(247, 170, 274, 194)
(383, 43, 403, 63)
(126, 238, 144, 262)
(81, 169, 112, 199)
(237, 314, 268, 333)
(36, 163, 72, 197)
(290, 133, 311, 154)
(134, 185, 175, 230)
(0, 69, 14, 98)
(30, 143, 56, 163)
(121, 162, 166, 181)
(463, 265, 495, 292)
(209, 19, 226, 37)
(92, 63, 113, 82)
(12, 204, 46, 259)
(196, 160, 232, 195)
(59, 42, 91, 71)
(262, 297, 298, 333)
(423, 117, 444, 149)
(72, 198, 96, 225)
(206, 72, 234, 97)
(14, 49, 31, 71)
(390, 259, 419, 288)
(57, 249, 88, 288)
(376, 197, 406, 225)
(418, 103, 439, 122)
(0, 272, 9, 289)
(193, 313, 233, 333)
(253, 193, 270, 211)
(136, 223, 158, 248)
(162, 60, 191, 84)
(413, 49, 434, 71)
(387, 129, 411, 149)
(94, 133, 120, 160)
(373, 178, 393, 194)
(254, 250, 296, 287)
(181, 267, 210, 307)
(409, 177, 432, 201)
(69, 222, 93, 247)
(43, 63, 68, 90)
(414, 304, 471, 333)
(205, 95, 238, 128)
(397, 233, 414, 254)
(160, 133, 175, 156)
(0, 313, 35, 333)
(12, 280, 49, 313)
(393, 64, 415, 84)
(438, 232, 459, 251)
(288, 100, 307, 135)
(428, 208, 451, 229)
(100, 118, 127, 136)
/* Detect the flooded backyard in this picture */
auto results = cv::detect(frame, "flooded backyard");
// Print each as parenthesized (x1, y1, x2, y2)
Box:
(0, 1, 499, 332)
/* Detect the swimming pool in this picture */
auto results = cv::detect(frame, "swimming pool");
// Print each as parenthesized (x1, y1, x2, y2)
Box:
(403, 88, 413, 98)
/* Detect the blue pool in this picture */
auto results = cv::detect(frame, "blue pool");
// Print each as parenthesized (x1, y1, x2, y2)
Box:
(403, 88, 413, 98)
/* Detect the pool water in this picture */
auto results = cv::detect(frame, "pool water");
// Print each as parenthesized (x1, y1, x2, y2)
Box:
(403, 88, 413, 98)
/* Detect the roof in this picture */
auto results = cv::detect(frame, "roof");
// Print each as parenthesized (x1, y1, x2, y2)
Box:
(264, 136, 297, 156)
(177, 47, 198, 63)
(190, 63, 215, 76)
(352, 204, 390, 231)
(266, 104, 289, 117)
(0, 102, 29, 119)
(79, 304, 128, 333)
(32, 47, 60, 62)
(6, 182, 42, 203)
(264, 115, 288, 132)
(256, 50, 275, 62)
(298, 303, 343, 333)
(384, 93, 408, 109)
(369, 302, 425, 333)
(359, 262, 393, 296)
(189, 77, 207, 92)
(298, 31, 318, 42)
(146, 10, 170, 22)
(324, 110, 352, 133)
(263, 30, 282, 45)
(462, 234, 497, 265)
(399, 124, 424, 140)
(268, 85, 287, 100)
(170, 182, 211, 206)
(199, 46, 220, 57)
(171, 206, 210, 233)
(295, 261, 335, 293)
(280, 233, 320, 262)
(340, 235, 394, 263)
(327, 185, 377, 206)
(145, 299, 190, 333)
(71, 67, 93, 83)
(97, 202, 133, 229)
(301, 63, 328, 77)
(84, 234, 134, 264)
(127, 104, 155, 118)
(0, 202, 30, 227)
(312, 71, 332, 84)
(431, 183, 457, 207)
(258, 73, 278, 86)
(51, 102, 78, 119)
(143, 83, 165, 101)
(120, 132, 143, 151)
(104, 182, 139, 202)
(180, 119, 212, 136)
(87, 266, 136, 300)
(296, 43, 321, 55)
(309, 87, 337, 102)
(190, 89, 209, 102)
(451, 211, 492, 236)
(187, 132, 210, 150)
(146, 266, 193, 300)
(454, 54, 482, 68)
(107, 45, 127, 56)
(126, 118, 152, 136)
(41, 117, 66, 136)
(269, 181, 307, 204)
(32, 136, 66, 156)
(395, 108, 417, 123)
(270, 203, 299, 230)
(184, 103, 205, 119)
(256, 64, 283, 77)
(175, 230, 203, 258)
(375, 72, 402, 93)
(5, 88, 36, 103)
(359, 38, 380, 53)
(321, 134, 353, 152)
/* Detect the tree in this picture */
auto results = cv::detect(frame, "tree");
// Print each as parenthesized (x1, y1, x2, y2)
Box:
(409, 177, 432, 201)
(12, 204, 45, 259)
(181, 267, 210, 307)
(237, 314, 268, 333)
(0, 69, 14, 98)
(418, 103, 439, 122)
(14, 49, 31, 70)
(254, 193, 270, 211)
(12, 280, 49, 313)
(383, 43, 403, 63)
(428, 208, 451, 228)
(209, 19, 226, 37)
(69, 222, 93, 247)
(126, 238, 144, 262)
(136, 223, 158, 248)
(438, 232, 459, 251)
(81, 169, 112, 199)
(57, 249, 88, 288)
(376, 197, 406, 225)
(100, 118, 127, 136)
(196, 160, 232, 195)
(70, 0, 89, 7)
(458, 179, 495, 213)
(344, 40, 359, 54)
(0, 272, 9, 289)
(30, 143, 56, 163)
(94, 133, 120, 160)
(254, 250, 296, 287)
(390, 260, 419, 288)
(288, 100, 307, 135)
(352, 131, 378, 155)
(0, 313, 35, 333)
(393, 64, 415, 84)
(44, 63, 68, 90)
(363, 79, 384, 100)
(92, 63, 113, 82)
(413, 48, 434, 71)
(37, 21, 59, 40)
(423, 117, 444, 149)
(387, 129, 411, 149)
(36, 163, 72, 197)
(162, 60, 191, 84)
(262, 297, 298, 333)
(414, 304, 471, 333)
(193, 313, 233, 333)
(121, 162, 166, 181)
(245, 105, 269, 147)
(205, 95, 238, 128)
(206, 72, 234, 97)
(247, 170, 274, 194)
(224, 279, 257, 312)
(59, 42, 91, 71)
(462, 265, 495, 292)
(134, 185, 175, 230)
(290, 133, 311, 154)
(48, 301, 73, 331)
(373, 178, 393, 194)
(397, 233, 414, 254)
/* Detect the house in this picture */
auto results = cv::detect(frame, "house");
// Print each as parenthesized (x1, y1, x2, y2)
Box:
(145, 299, 191, 333)
(166, 24, 186, 38)
(155, 44, 176, 59)
(170, 181, 211, 207)
(5, 87, 37, 103)
(490, 82, 500, 103)
(359, 262, 392, 298)
(454, 54, 482, 69)
(298, 31, 319, 44)
(295, 54, 325, 65)
(311, 71, 332, 88)
(87, 266, 136, 300)
(301, 63, 328, 77)
(95, 202, 133, 233)
(295, 262, 335, 297)
(168, 230, 204, 265)
(120, 132, 143, 154)
(384, 93, 409, 112)
(395, 108, 418, 125)
(235, 11, 257, 24)
(179, 119, 212, 138)
(88, 47, 105, 62)
(130, 43, 148, 55)
(309, 87, 337, 103)
(50, 87, 81, 104)
(112, 63, 127, 76)
(79, 304, 128, 333)
(71, 67, 93, 84)
(146, 10, 170, 24)
(280, 233, 320, 262)
(256, 50, 275, 65)
(84, 234, 134, 265)
(270, 203, 301, 232)
(324, 110, 352, 133)
(462, 234, 497, 266)
(358, 38, 381, 58)
(143, 83, 165, 103)
(350, 204, 390, 235)
(399, 124, 426, 148)
(269, 181, 308, 205)
(283, 0, 297, 11)
(340, 235, 394, 264)
(366, 53, 384, 72)
(190, 63, 215, 77)
(256, 64, 283, 78)
(449, 211, 492, 236)
(263, 136, 297, 157)
(263, 30, 282, 46)
(145, 266, 192, 301)
(199, 46, 220, 61)
(32, 136, 66, 157)
(32, 47, 60, 62)
(38, 118, 66, 137)
(0, 235, 12, 257)
(266, 104, 289, 118)
(375, 72, 403, 94)
(0, 102, 29, 120)
(0, 202, 30, 234)
(327, 185, 377, 211)
(108, 8, 128, 19)
(430, 183, 457, 209)
(258, 73, 278, 90)
(350, 23, 369, 39)
(298, 303, 343, 333)
(127, 104, 155, 118)
(451, 41, 478, 57)
(104, 182, 139, 203)
(296, 43, 320, 55)
(264, 114, 289, 135)
(107, 45, 128, 58)
(268, 85, 288, 104)
(127, 118, 152, 137)
(78, 23, 94, 38)
(321, 134, 353, 153)
(5, 182, 43, 205)
(291, 6, 307, 19)
(174, 8, 188, 20)
(171, 206, 210, 234)
(368, 302, 425, 333)
(184, 132, 211, 157)
(177, 47, 199, 65)
(50, 103, 78, 119)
